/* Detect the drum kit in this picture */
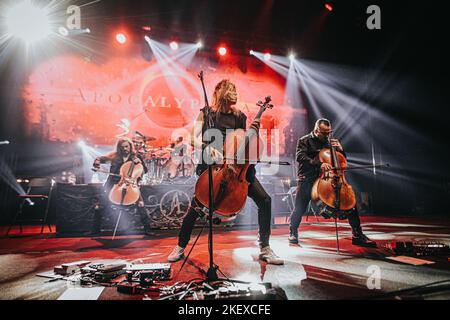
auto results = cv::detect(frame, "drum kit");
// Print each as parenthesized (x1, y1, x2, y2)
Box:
(132, 133, 195, 185)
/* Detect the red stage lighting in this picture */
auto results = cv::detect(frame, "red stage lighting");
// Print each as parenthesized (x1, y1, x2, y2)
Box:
(325, 3, 333, 11)
(218, 46, 227, 56)
(116, 33, 126, 44)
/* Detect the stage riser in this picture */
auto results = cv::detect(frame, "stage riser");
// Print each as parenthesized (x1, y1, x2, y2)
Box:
(54, 183, 277, 236)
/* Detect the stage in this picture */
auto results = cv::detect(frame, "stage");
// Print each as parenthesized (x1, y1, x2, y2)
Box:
(1, 216, 449, 300)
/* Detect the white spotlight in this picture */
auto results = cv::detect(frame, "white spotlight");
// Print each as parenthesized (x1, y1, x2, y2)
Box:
(116, 33, 126, 44)
(289, 53, 296, 61)
(58, 26, 68, 36)
(144, 35, 151, 43)
(6, 1, 52, 44)
(170, 41, 179, 50)
(249, 50, 254, 55)
(264, 53, 271, 61)
(196, 41, 203, 48)
(77, 140, 86, 148)
(85, 28, 91, 34)
(218, 47, 227, 56)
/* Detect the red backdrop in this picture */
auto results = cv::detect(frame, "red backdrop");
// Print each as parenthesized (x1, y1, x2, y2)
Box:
(22, 53, 303, 154)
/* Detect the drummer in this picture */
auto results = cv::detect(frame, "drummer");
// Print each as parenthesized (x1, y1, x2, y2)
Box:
(170, 136, 188, 158)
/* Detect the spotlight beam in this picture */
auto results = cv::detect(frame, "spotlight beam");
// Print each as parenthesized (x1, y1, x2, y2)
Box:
(145, 37, 202, 100)
(0, 157, 32, 204)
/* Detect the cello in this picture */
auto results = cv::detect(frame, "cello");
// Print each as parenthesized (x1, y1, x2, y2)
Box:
(94, 157, 144, 206)
(194, 96, 274, 217)
(310, 132, 356, 218)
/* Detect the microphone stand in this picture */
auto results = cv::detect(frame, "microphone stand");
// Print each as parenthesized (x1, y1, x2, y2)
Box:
(168, 73, 277, 300)
(198, 71, 219, 281)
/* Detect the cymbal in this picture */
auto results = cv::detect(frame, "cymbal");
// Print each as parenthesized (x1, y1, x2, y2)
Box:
(133, 136, 156, 142)
(145, 147, 172, 153)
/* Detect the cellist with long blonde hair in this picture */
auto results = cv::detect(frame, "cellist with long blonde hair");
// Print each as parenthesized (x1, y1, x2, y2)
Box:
(167, 79, 284, 265)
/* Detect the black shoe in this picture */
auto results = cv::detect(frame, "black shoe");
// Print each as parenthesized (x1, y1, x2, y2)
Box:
(352, 234, 377, 247)
(288, 234, 299, 244)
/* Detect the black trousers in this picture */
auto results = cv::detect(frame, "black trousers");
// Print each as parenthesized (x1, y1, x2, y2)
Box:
(178, 177, 272, 248)
(289, 180, 363, 236)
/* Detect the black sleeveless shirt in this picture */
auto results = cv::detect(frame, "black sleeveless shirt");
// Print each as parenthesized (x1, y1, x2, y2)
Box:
(196, 108, 256, 182)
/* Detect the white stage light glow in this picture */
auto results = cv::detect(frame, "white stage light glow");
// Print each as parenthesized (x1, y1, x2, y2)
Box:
(218, 46, 227, 56)
(169, 41, 179, 50)
(116, 33, 126, 44)
(58, 26, 68, 37)
(5, 1, 52, 44)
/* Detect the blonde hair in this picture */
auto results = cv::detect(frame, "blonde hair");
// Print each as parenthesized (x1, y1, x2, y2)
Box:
(211, 79, 239, 115)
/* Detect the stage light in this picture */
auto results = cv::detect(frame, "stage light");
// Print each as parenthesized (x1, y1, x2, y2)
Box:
(77, 140, 86, 148)
(325, 3, 333, 11)
(196, 41, 203, 48)
(142, 25, 152, 31)
(218, 46, 227, 56)
(289, 53, 296, 61)
(249, 50, 254, 55)
(58, 26, 68, 36)
(144, 35, 151, 43)
(169, 41, 179, 50)
(0, 140, 10, 145)
(264, 53, 271, 61)
(116, 33, 127, 44)
(5, 0, 52, 44)
(85, 28, 91, 34)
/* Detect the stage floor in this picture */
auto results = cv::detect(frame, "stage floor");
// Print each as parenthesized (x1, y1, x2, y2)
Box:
(0, 216, 449, 300)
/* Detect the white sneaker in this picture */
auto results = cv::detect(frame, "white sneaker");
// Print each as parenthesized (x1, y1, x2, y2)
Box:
(168, 245, 185, 262)
(259, 246, 284, 265)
